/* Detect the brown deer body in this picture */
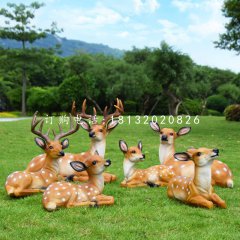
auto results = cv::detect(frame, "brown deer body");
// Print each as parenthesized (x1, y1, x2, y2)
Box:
(26, 99, 124, 183)
(167, 148, 227, 209)
(43, 154, 114, 211)
(119, 140, 175, 188)
(5, 112, 79, 197)
(149, 121, 234, 188)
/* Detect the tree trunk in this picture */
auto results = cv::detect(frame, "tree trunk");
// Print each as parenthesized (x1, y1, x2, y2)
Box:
(149, 96, 161, 115)
(166, 90, 182, 116)
(141, 95, 150, 115)
(86, 96, 103, 114)
(21, 68, 27, 116)
(201, 99, 207, 115)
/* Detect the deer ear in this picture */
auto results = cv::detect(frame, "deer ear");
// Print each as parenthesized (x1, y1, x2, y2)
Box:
(35, 137, 46, 149)
(174, 152, 191, 161)
(70, 161, 87, 172)
(119, 140, 128, 153)
(149, 121, 160, 132)
(107, 119, 119, 131)
(177, 127, 191, 136)
(80, 119, 91, 132)
(138, 141, 143, 151)
(61, 139, 69, 149)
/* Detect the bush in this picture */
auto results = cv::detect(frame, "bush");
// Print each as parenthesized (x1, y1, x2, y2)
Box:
(207, 109, 222, 116)
(27, 87, 60, 115)
(207, 95, 229, 113)
(6, 87, 22, 110)
(224, 105, 240, 121)
(179, 99, 202, 115)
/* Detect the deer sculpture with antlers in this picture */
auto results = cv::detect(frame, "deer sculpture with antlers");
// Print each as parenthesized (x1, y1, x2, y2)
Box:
(149, 121, 234, 188)
(5, 112, 79, 197)
(43, 152, 114, 211)
(26, 98, 124, 183)
(167, 148, 227, 209)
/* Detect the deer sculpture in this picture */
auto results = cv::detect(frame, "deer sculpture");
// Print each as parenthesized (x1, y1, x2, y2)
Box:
(26, 98, 124, 183)
(149, 121, 234, 188)
(5, 112, 79, 197)
(119, 140, 175, 187)
(42, 153, 114, 211)
(167, 148, 227, 209)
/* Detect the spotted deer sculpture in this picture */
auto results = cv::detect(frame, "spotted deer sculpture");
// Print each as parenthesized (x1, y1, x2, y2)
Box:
(26, 98, 124, 183)
(119, 140, 175, 188)
(167, 148, 227, 209)
(42, 153, 114, 211)
(149, 121, 234, 188)
(5, 112, 79, 197)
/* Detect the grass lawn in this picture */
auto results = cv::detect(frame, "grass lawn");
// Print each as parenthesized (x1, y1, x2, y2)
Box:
(0, 116, 240, 240)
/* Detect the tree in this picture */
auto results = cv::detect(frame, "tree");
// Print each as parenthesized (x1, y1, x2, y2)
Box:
(150, 42, 194, 115)
(215, 0, 240, 53)
(0, 2, 61, 115)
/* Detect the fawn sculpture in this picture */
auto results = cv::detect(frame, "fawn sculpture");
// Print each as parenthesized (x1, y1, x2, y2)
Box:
(167, 148, 227, 209)
(149, 121, 234, 188)
(43, 153, 114, 211)
(119, 140, 175, 187)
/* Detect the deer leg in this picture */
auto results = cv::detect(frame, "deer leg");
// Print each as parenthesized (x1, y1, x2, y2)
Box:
(103, 173, 117, 183)
(68, 201, 97, 207)
(188, 195, 214, 209)
(153, 180, 169, 187)
(123, 180, 148, 188)
(95, 194, 114, 206)
(210, 193, 227, 208)
(13, 188, 43, 197)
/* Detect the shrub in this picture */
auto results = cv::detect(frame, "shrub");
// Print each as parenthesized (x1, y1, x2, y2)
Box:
(6, 87, 22, 110)
(179, 99, 202, 115)
(27, 87, 60, 115)
(207, 95, 229, 113)
(207, 109, 222, 116)
(224, 105, 240, 121)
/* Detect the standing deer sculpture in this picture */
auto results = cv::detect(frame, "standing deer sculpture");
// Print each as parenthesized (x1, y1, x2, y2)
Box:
(167, 148, 227, 209)
(119, 140, 175, 188)
(149, 121, 234, 188)
(42, 153, 114, 211)
(5, 112, 79, 197)
(26, 98, 124, 183)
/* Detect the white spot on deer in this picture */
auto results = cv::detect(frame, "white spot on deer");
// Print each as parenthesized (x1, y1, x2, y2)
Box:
(62, 198, 66, 202)
(181, 165, 185, 168)
(90, 188, 93, 191)
(63, 187, 66, 190)
(229, 171, 232, 177)
(19, 175, 22, 179)
(55, 188, 59, 190)
(87, 192, 90, 195)
(42, 170, 45, 174)
(75, 192, 78, 195)
(30, 163, 35, 167)
(40, 157, 44, 161)
(46, 179, 49, 183)
(67, 192, 70, 195)
(85, 186, 89, 189)
(169, 166, 173, 169)
(94, 190, 98, 193)
(92, 196, 96, 200)
(44, 197, 47, 200)
(70, 155, 74, 159)
(176, 185, 179, 188)
(49, 173, 53, 178)
(13, 178, 16, 182)
(216, 170, 220, 175)
(73, 188, 76, 191)
(218, 161, 222, 164)
(57, 193, 60, 196)
(182, 186, 184, 190)
(223, 167, 227, 172)
(47, 191, 50, 195)
(59, 159, 62, 163)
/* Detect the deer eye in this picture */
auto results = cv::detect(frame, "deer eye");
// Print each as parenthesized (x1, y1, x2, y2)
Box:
(196, 152, 202, 156)
(160, 131, 163, 134)
(131, 150, 136, 154)
(49, 146, 53, 149)
(99, 129, 103, 132)
(92, 161, 97, 165)
(170, 133, 174, 136)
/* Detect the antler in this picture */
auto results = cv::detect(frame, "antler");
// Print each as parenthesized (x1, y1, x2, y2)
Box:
(72, 99, 97, 124)
(101, 98, 124, 125)
(31, 111, 51, 143)
(53, 114, 80, 141)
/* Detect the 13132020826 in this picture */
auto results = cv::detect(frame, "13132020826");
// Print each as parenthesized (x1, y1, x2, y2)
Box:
(111, 115, 200, 125)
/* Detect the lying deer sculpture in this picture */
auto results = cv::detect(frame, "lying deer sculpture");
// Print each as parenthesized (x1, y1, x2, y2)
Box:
(119, 140, 175, 188)
(149, 121, 233, 188)
(26, 98, 124, 183)
(5, 112, 79, 197)
(167, 148, 227, 209)
(42, 153, 114, 211)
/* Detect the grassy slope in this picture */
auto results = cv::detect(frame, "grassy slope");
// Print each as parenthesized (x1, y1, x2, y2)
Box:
(0, 116, 239, 240)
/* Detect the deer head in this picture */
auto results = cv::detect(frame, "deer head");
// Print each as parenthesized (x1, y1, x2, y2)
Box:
(119, 140, 145, 162)
(31, 111, 79, 159)
(149, 121, 191, 145)
(72, 98, 124, 141)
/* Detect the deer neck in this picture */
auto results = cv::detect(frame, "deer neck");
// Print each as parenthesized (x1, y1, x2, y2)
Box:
(193, 161, 213, 194)
(123, 158, 136, 180)
(88, 173, 105, 193)
(90, 139, 106, 157)
(42, 155, 59, 175)
(159, 143, 175, 164)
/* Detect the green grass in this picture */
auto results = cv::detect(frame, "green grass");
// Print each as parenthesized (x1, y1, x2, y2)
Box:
(0, 116, 240, 240)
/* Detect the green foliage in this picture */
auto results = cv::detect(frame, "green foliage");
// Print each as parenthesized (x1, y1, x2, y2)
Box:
(6, 87, 22, 110)
(215, 0, 240, 53)
(207, 95, 229, 113)
(224, 104, 240, 121)
(180, 99, 202, 115)
(207, 109, 222, 116)
(124, 100, 137, 114)
(27, 87, 60, 114)
(217, 83, 240, 102)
